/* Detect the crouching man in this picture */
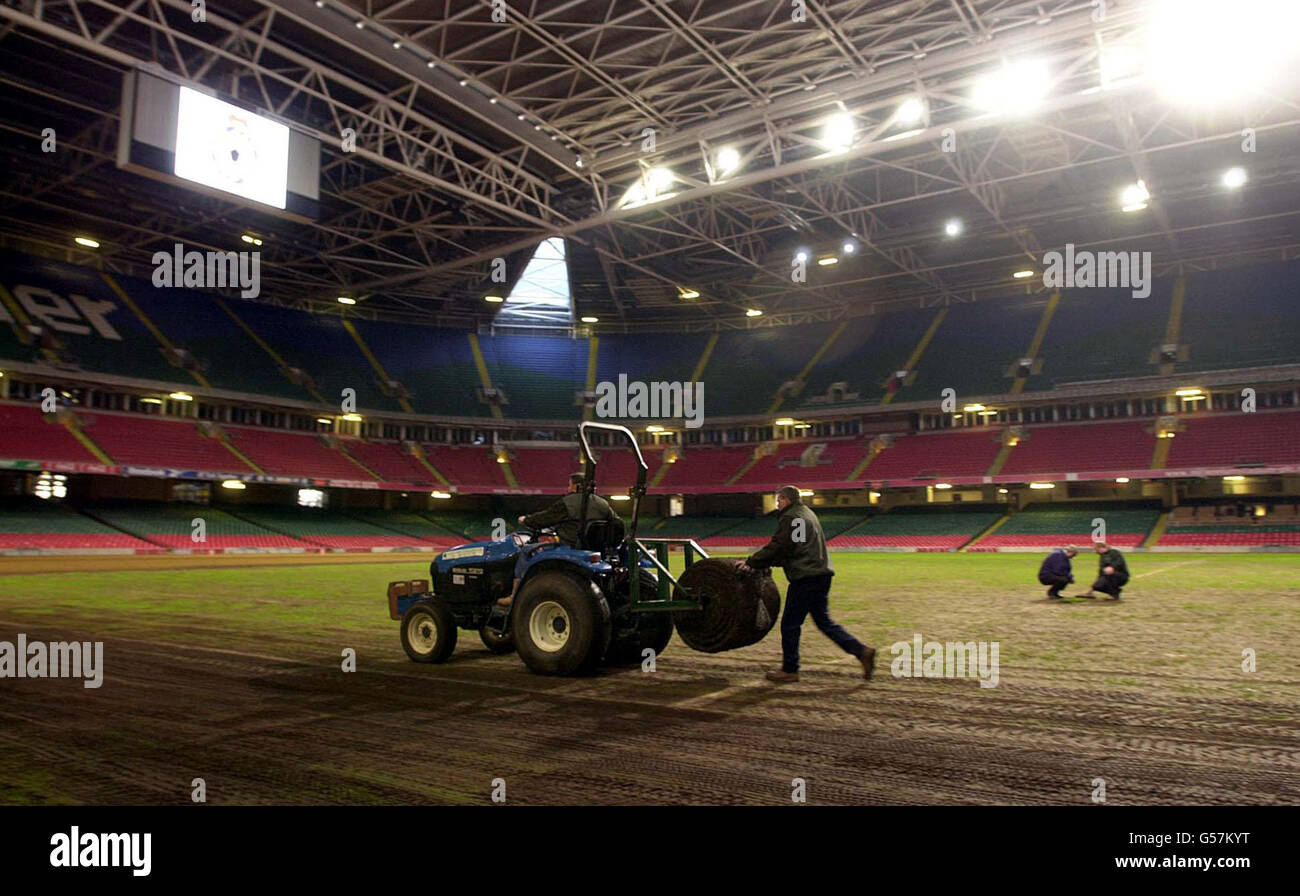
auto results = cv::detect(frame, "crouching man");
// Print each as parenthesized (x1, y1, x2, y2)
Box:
(1038, 545, 1077, 599)
(1079, 542, 1130, 600)
(740, 485, 875, 683)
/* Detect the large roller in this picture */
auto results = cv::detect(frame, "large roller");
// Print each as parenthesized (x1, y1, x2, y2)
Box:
(671, 558, 781, 653)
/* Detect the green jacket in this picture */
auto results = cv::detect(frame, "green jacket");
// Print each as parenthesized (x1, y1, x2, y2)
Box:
(1097, 548, 1130, 584)
(746, 500, 833, 581)
(521, 490, 619, 548)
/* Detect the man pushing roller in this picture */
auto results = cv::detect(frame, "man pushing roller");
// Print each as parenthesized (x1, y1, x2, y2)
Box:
(740, 486, 875, 683)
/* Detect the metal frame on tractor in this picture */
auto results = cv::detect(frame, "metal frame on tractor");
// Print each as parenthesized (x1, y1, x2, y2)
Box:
(575, 421, 705, 612)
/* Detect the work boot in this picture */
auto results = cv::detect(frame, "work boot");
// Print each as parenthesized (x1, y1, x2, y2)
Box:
(1047, 588, 1062, 599)
(765, 669, 799, 683)
(859, 647, 876, 680)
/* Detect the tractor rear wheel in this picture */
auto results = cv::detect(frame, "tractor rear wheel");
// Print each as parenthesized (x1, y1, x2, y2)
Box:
(400, 598, 458, 663)
(479, 624, 515, 654)
(513, 571, 611, 676)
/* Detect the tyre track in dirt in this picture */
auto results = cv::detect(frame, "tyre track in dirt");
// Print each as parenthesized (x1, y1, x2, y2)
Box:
(2, 613, 1298, 805)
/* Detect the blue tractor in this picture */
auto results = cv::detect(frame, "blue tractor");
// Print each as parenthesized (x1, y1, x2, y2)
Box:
(386, 422, 780, 675)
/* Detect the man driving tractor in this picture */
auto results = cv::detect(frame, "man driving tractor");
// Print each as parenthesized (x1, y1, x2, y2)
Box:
(516, 472, 621, 547)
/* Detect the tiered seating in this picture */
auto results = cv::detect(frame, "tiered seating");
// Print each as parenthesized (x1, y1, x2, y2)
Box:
(344, 509, 466, 548)
(999, 421, 1155, 477)
(225, 506, 428, 550)
(0, 402, 103, 465)
(832, 506, 1003, 550)
(0, 499, 156, 552)
(1158, 503, 1300, 546)
(420, 510, 503, 541)
(698, 515, 779, 548)
(507, 447, 580, 491)
(795, 308, 938, 408)
(226, 427, 376, 482)
(424, 445, 508, 491)
(1165, 411, 1300, 470)
(343, 440, 436, 485)
(655, 445, 751, 491)
(899, 298, 1043, 400)
(1179, 261, 1300, 372)
(593, 445, 663, 494)
(978, 501, 1159, 549)
(646, 516, 747, 540)
(479, 334, 586, 421)
(107, 269, 311, 402)
(77, 412, 252, 473)
(351, 321, 488, 417)
(88, 502, 310, 550)
(1031, 283, 1171, 388)
(703, 324, 839, 416)
(862, 430, 1002, 482)
(732, 438, 871, 488)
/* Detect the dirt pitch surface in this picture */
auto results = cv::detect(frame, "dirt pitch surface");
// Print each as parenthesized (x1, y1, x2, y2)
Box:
(1, 551, 1298, 805)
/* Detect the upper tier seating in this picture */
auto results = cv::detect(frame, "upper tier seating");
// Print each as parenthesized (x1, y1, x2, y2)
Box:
(898, 298, 1044, 401)
(78, 412, 253, 473)
(999, 421, 1155, 477)
(861, 430, 1003, 481)
(226, 427, 376, 482)
(0, 402, 102, 465)
(733, 438, 872, 488)
(1165, 411, 1300, 469)
(654, 445, 752, 491)
(424, 445, 509, 491)
(343, 440, 436, 485)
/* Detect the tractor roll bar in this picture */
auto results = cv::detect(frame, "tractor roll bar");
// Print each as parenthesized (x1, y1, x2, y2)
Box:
(576, 421, 648, 547)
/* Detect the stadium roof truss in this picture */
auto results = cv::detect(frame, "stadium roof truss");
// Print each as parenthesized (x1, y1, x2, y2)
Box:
(1, 0, 1299, 330)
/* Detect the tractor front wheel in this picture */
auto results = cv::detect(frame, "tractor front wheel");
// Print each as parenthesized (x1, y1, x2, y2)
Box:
(400, 598, 458, 664)
(514, 572, 611, 676)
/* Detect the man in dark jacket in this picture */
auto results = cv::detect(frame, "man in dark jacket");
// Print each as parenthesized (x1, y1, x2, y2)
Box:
(517, 472, 620, 548)
(740, 486, 875, 683)
(1079, 542, 1130, 599)
(1038, 545, 1077, 599)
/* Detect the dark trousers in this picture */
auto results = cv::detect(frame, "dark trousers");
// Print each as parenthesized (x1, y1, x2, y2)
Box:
(1091, 574, 1128, 596)
(780, 574, 864, 674)
(1038, 573, 1071, 596)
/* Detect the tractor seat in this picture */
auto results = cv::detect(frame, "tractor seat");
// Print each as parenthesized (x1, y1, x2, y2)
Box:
(582, 517, 626, 555)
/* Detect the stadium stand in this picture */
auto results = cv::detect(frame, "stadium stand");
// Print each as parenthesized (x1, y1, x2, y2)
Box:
(1165, 411, 1300, 470)
(342, 439, 437, 486)
(0, 498, 158, 552)
(222, 506, 430, 551)
(898, 298, 1043, 400)
(77, 411, 253, 473)
(225, 427, 376, 482)
(479, 333, 587, 421)
(732, 438, 872, 489)
(1179, 261, 1300, 373)
(349, 320, 489, 417)
(793, 308, 939, 408)
(1030, 282, 1173, 389)
(831, 505, 1004, 550)
(703, 324, 838, 416)
(423, 445, 509, 491)
(998, 420, 1156, 478)
(1157, 503, 1300, 547)
(654, 445, 752, 491)
(0, 402, 105, 466)
(86, 502, 313, 551)
(976, 501, 1160, 550)
(861, 429, 1004, 482)
(343, 509, 466, 548)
